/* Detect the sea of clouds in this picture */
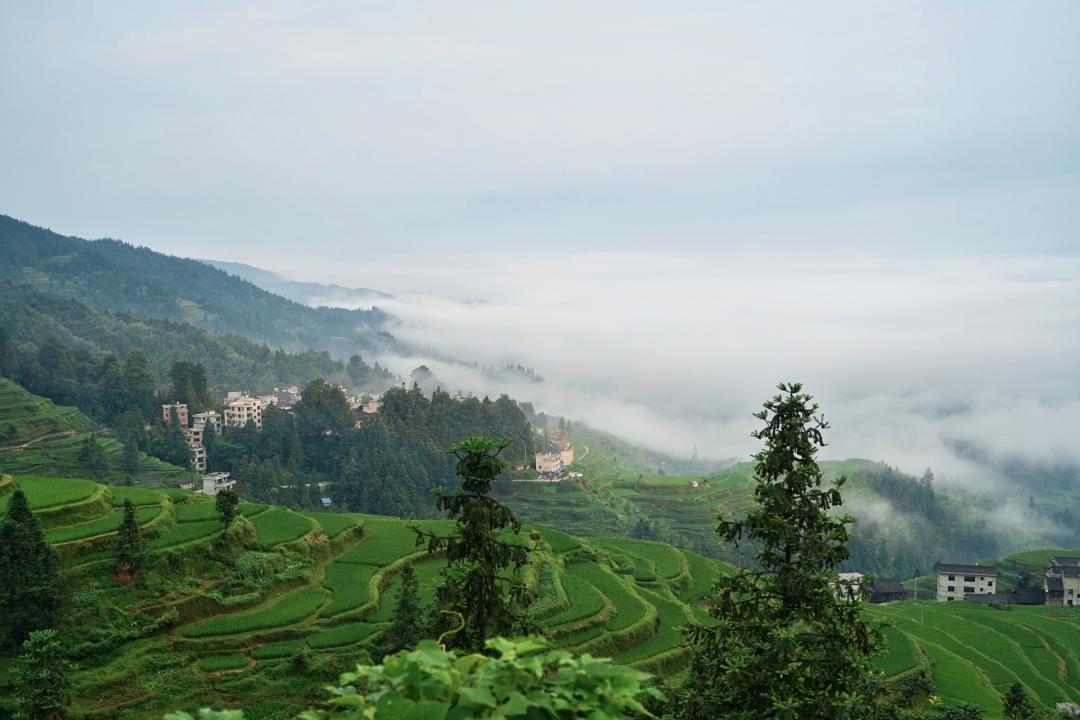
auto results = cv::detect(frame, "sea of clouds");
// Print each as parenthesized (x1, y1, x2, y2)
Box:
(304, 250, 1080, 493)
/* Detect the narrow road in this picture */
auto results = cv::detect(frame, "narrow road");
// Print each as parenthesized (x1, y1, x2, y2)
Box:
(0, 429, 78, 451)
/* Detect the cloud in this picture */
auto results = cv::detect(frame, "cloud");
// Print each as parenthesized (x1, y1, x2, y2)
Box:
(343, 250, 1080, 496)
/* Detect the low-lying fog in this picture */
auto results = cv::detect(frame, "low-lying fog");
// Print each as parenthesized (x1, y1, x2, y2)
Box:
(294, 251, 1080, 492)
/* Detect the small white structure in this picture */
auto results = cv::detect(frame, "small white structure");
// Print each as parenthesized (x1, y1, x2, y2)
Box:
(836, 572, 864, 602)
(201, 471, 235, 496)
(935, 562, 998, 602)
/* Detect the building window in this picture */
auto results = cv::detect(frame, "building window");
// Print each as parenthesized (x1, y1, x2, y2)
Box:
(947, 586, 955, 592)
(964, 575, 976, 582)
(964, 586, 975, 593)
(987, 580, 993, 587)
(947, 597, 953, 601)
(948, 575, 956, 581)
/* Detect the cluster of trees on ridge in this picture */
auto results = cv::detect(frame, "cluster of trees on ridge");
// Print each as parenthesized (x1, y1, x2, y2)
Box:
(214, 382, 535, 517)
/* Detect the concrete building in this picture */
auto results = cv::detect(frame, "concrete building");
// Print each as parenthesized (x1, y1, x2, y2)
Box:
(162, 402, 189, 427)
(201, 471, 235, 496)
(535, 451, 564, 474)
(192, 411, 222, 434)
(934, 562, 999, 602)
(189, 443, 207, 474)
(1045, 557, 1080, 606)
(224, 396, 263, 430)
(185, 426, 204, 446)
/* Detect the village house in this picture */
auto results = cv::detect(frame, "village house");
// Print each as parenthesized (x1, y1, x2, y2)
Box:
(224, 395, 263, 430)
(867, 578, 909, 603)
(162, 402, 189, 427)
(1045, 556, 1080, 606)
(934, 562, 999, 602)
(535, 451, 564, 474)
(192, 410, 222, 434)
(201, 471, 235, 496)
(189, 443, 207, 473)
(361, 397, 383, 414)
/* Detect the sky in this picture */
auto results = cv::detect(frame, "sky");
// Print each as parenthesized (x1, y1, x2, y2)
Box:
(2, 2, 1079, 486)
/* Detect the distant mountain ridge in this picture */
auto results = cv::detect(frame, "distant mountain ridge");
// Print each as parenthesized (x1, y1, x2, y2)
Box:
(200, 259, 392, 309)
(0, 214, 393, 357)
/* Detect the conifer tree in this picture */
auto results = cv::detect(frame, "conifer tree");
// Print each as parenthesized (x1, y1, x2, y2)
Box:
(76, 435, 109, 478)
(16, 628, 72, 720)
(415, 436, 532, 652)
(120, 438, 140, 475)
(0, 490, 62, 647)
(383, 563, 424, 655)
(1002, 683, 1035, 720)
(113, 499, 144, 576)
(215, 489, 240, 529)
(678, 383, 880, 720)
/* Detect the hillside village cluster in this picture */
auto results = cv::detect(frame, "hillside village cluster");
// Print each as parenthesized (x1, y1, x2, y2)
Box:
(163, 384, 382, 498)
(164, 389, 582, 497)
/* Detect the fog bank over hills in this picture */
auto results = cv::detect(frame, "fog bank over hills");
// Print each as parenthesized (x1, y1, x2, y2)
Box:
(252, 249, 1080, 495)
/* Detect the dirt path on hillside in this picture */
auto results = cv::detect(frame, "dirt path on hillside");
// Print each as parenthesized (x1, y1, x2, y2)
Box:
(0, 429, 78, 451)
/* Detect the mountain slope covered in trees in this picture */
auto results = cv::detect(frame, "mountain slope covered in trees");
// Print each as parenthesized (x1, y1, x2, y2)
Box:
(0, 284, 395, 416)
(0, 214, 391, 356)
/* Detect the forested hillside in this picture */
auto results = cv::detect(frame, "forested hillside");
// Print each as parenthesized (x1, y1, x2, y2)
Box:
(0, 284, 395, 418)
(0, 214, 391, 355)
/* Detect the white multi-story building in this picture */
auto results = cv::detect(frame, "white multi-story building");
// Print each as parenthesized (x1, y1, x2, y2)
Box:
(192, 411, 222, 434)
(201, 471, 235, 496)
(224, 396, 263, 430)
(189, 443, 207, 473)
(935, 562, 999, 602)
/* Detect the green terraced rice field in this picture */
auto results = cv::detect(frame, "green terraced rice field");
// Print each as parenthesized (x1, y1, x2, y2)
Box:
(108, 485, 165, 506)
(147, 519, 221, 549)
(613, 587, 690, 665)
(1, 475, 97, 510)
(199, 655, 249, 672)
(567, 563, 645, 632)
(302, 512, 360, 537)
(307, 622, 383, 649)
(368, 561, 444, 622)
(183, 588, 328, 638)
(251, 509, 313, 546)
(251, 641, 300, 660)
(320, 562, 379, 617)
(46, 504, 161, 543)
(545, 565, 607, 627)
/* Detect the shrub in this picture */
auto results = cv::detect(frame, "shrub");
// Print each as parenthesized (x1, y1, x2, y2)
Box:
(301, 637, 661, 719)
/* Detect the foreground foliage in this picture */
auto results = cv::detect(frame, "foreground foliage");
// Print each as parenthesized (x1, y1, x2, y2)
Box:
(309, 637, 661, 720)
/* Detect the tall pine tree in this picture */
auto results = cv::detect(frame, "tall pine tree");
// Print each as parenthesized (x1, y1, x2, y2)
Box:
(415, 436, 532, 652)
(16, 628, 72, 720)
(113, 499, 144, 577)
(678, 383, 880, 720)
(0, 490, 63, 647)
(382, 563, 424, 656)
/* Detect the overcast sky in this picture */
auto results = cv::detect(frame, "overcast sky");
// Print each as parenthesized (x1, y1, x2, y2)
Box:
(2, 2, 1079, 485)
(2, 1, 1078, 264)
